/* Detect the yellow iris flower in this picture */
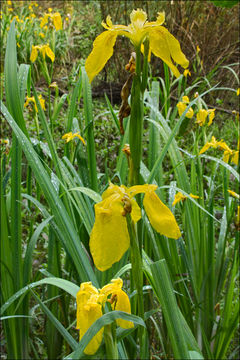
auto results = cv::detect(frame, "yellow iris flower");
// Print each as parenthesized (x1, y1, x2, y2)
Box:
(199, 137, 239, 165)
(62, 132, 85, 145)
(183, 69, 191, 77)
(76, 278, 133, 355)
(30, 44, 55, 63)
(90, 183, 181, 271)
(85, 9, 189, 82)
(172, 192, 199, 206)
(24, 94, 45, 112)
(177, 95, 194, 119)
(199, 136, 226, 155)
(40, 12, 62, 31)
(195, 109, 215, 126)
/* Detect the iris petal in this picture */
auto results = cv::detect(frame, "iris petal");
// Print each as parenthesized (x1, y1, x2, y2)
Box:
(85, 31, 118, 82)
(113, 289, 134, 328)
(143, 190, 181, 239)
(90, 196, 130, 271)
(149, 27, 188, 78)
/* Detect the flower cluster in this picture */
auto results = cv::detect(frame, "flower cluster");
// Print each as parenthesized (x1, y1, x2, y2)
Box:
(40, 10, 62, 31)
(76, 278, 133, 355)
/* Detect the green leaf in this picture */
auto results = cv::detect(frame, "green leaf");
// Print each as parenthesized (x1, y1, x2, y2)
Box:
(1, 102, 98, 286)
(189, 350, 204, 359)
(64, 311, 146, 359)
(1, 277, 79, 315)
(210, 0, 239, 8)
(31, 290, 78, 350)
(82, 66, 98, 191)
(68, 187, 102, 203)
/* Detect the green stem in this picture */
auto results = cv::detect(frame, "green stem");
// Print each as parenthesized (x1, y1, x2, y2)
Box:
(126, 214, 145, 358)
(129, 46, 143, 186)
(104, 324, 118, 359)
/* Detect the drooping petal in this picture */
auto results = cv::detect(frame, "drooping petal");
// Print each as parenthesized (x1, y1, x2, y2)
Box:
(149, 27, 188, 78)
(207, 109, 215, 126)
(30, 45, 38, 62)
(80, 300, 103, 355)
(52, 12, 62, 31)
(45, 45, 55, 62)
(130, 198, 141, 223)
(90, 195, 130, 271)
(85, 30, 118, 82)
(113, 289, 134, 329)
(199, 142, 212, 154)
(143, 190, 181, 239)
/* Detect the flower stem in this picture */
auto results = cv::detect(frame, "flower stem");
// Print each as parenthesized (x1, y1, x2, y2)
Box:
(129, 46, 143, 186)
(126, 214, 145, 357)
(104, 324, 118, 359)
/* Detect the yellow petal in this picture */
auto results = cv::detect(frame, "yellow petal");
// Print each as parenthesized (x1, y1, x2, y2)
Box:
(85, 31, 118, 82)
(232, 150, 239, 165)
(80, 302, 103, 355)
(130, 198, 141, 223)
(199, 142, 211, 154)
(182, 96, 190, 104)
(130, 9, 147, 29)
(149, 28, 181, 77)
(128, 184, 157, 197)
(223, 150, 230, 163)
(100, 278, 123, 297)
(186, 107, 194, 119)
(113, 289, 134, 329)
(52, 12, 62, 31)
(30, 45, 38, 62)
(40, 14, 49, 28)
(76, 286, 103, 355)
(172, 192, 186, 206)
(156, 11, 165, 25)
(90, 195, 130, 271)
(177, 102, 187, 116)
(143, 190, 181, 239)
(196, 109, 208, 126)
(207, 109, 215, 126)
(45, 45, 55, 62)
(189, 193, 200, 199)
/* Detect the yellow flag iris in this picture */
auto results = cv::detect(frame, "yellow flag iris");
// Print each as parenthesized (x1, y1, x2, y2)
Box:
(177, 96, 194, 119)
(172, 192, 199, 206)
(85, 9, 189, 82)
(195, 109, 215, 126)
(76, 278, 133, 355)
(90, 183, 181, 271)
(62, 132, 86, 145)
(24, 94, 45, 112)
(30, 44, 55, 63)
(200, 136, 239, 165)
